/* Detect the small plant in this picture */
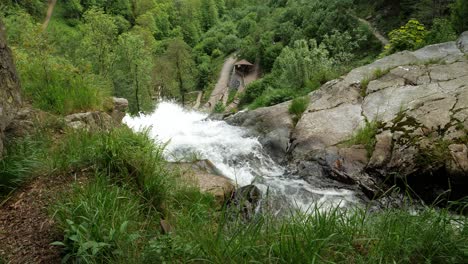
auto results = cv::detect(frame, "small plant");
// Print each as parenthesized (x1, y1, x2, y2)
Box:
(212, 102, 226, 113)
(360, 68, 391, 97)
(344, 120, 379, 157)
(383, 19, 428, 55)
(288, 96, 310, 124)
(360, 77, 370, 97)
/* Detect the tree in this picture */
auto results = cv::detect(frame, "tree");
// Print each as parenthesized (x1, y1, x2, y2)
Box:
(201, 0, 219, 31)
(113, 33, 154, 114)
(78, 8, 118, 76)
(384, 19, 428, 55)
(272, 39, 333, 90)
(164, 38, 196, 105)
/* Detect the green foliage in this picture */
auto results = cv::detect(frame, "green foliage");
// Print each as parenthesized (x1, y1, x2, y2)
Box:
(250, 88, 294, 109)
(78, 8, 118, 76)
(451, 0, 468, 34)
(113, 32, 154, 114)
(344, 120, 379, 157)
(51, 176, 147, 263)
(272, 39, 334, 91)
(384, 19, 429, 55)
(288, 96, 310, 124)
(426, 18, 458, 44)
(212, 102, 226, 113)
(238, 79, 267, 107)
(0, 135, 49, 197)
(144, 205, 468, 263)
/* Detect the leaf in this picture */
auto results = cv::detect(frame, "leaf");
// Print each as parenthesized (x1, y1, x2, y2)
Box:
(51, 241, 66, 246)
(120, 220, 129, 233)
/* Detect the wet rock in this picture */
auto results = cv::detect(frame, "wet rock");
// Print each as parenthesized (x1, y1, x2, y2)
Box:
(227, 185, 262, 220)
(226, 101, 293, 162)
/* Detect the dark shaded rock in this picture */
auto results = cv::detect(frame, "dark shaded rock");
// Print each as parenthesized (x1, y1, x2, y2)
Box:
(0, 19, 22, 158)
(227, 185, 262, 220)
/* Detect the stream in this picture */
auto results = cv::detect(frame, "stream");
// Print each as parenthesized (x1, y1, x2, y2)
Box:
(124, 101, 359, 212)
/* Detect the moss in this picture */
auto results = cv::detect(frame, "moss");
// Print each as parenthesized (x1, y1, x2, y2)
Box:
(416, 139, 451, 169)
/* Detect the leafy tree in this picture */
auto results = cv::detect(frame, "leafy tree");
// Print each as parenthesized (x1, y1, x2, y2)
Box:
(113, 33, 154, 114)
(78, 8, 118, 76)
(272, 39, 333, 91)
(201, 0, 219, 31)
(164, 38, 196, 105)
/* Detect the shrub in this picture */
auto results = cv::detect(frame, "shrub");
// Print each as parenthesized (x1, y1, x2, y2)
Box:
(212, 102, 226, 113)
(238, 79, 267, 107)
(250, 88, 294, 109)
(426, 18, 457, 45)
(383, 19, 428, 55)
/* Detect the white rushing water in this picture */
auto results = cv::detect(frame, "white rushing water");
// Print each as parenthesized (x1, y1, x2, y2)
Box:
(124, 101, 358, 212)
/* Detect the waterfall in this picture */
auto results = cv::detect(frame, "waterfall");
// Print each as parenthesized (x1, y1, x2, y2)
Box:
(124, 101, 358, 212)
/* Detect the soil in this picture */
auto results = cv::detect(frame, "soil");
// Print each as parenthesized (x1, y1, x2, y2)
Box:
(0, 173, 88, 264)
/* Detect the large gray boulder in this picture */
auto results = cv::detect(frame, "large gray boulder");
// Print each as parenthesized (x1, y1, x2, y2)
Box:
(229, 32, 468, 202)
(0, 20, 22, 158)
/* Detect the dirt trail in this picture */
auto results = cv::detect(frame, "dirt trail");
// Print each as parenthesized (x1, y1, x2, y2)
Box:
(42, 0, 57, 31)
(356, 17, 389, 46)
(193, 91, 203, 109)
(205, 56, 236, 110)
(0, 173, 86, 263)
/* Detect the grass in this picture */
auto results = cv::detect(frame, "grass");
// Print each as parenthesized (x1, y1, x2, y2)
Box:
(142, 204, 468, 263)
(344, 121, 379, 157)
(51, 176, 151, 263)
(288, 96, 310, 125)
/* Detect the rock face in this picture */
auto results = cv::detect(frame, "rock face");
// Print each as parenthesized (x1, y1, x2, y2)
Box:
(226, 101, 294, 163)
(0, 19, 22, 158)
(168, 160, 235, 203)
(64, 97, 129, 130)
(229, 32, 468, 203)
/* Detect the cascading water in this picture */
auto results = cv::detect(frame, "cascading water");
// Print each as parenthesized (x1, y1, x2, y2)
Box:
(124, 101, 358, 212)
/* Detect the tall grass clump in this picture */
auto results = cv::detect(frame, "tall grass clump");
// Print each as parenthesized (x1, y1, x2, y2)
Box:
(50, 127, 172, 209)
(143, 204, 468, 263)
(345, 120, 379, 157)
(0, 135, 49, 197)
(288, 96, 310, 124)
(16, 51, 110, 115)
(51, 176, 151, 263)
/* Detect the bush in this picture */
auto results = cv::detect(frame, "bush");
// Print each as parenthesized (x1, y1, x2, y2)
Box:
(238, 79, 267, 107)
(426, 18, 458, 45)
(250, 88, 294, 109)
(384, 19, 428, 55)
(212, 102, 226, 113)
(51, 176, 148, 263)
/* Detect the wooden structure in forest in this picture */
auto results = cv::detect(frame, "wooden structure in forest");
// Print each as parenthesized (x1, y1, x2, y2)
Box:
(234, 59, 254, 74)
